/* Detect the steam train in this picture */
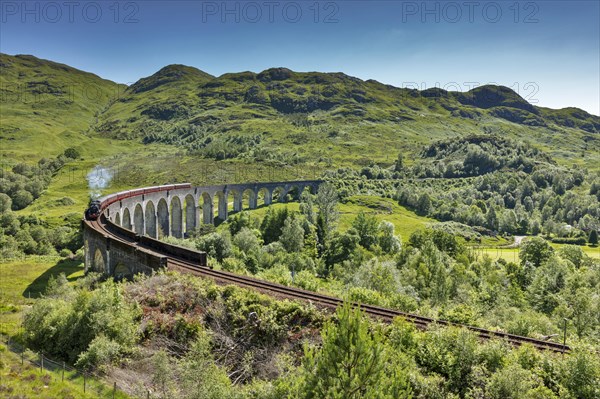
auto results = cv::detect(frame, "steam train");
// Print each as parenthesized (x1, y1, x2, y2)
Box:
(84, 200, 102, 220)
(84, 183, 192, 221)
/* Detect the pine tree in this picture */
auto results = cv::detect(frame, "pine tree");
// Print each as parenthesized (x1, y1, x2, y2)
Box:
(302, 303, 411, 399)
(152, 350, 175, 398)
(589, 229, 599, 246)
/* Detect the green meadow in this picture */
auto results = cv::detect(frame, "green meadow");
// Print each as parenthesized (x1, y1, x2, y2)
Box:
(0, 343, 129, 399)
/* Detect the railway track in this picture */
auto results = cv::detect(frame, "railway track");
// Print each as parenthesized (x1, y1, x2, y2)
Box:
(89, 217, 571, 354)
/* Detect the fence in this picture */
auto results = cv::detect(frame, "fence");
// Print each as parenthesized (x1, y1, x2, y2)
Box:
(1, 334, 130, 398)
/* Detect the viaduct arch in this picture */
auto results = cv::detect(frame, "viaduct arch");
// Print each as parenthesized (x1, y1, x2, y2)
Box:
(83, 180, 322, 278)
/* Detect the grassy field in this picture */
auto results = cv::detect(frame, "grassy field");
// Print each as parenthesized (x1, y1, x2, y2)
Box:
(474, 247, 521, 263)
(0, 343, 129, 399)
(0, 257, 132, 398)
(338, 195, 432, 239)
(0, 54, 123, 164)
(217, 195, 434, 242)
(221, 195, 516, 249)
(0, 257, 85, 337)
(474, 244, 600, 262)
(553, 243, 600, 260)
(14, 139, 177, 224)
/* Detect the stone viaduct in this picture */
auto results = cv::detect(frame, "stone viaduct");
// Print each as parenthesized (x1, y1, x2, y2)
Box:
(83, 180, 322, 278)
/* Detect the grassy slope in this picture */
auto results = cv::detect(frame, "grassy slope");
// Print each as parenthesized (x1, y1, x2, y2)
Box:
(16, 141, 177, 224)
(0, 54, 169, 223)
(0, 54, 124, 164)
(217, 195, 434, 243)
(95, 66, 600, 170)
(0, 257, 84, 336)
(338, 195, 434, 239)
(0, 344, 129, 399)
(2, 54, 598, 224)
(0, 257, 130, 396)
(0, 257, 130, 398)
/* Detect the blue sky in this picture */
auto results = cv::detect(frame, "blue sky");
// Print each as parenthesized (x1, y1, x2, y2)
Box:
(1, 1, 598, 114)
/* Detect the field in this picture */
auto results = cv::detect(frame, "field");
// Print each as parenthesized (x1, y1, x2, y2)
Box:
(475, 243, 600, 262)
(0, 257, 132, 398)
(218, 195, 433, 241)
(0, 343, 129, 399)
(0, 257, 84, 336)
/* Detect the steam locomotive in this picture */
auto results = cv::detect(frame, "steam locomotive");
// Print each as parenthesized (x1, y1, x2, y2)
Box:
(84, 200, 102, 220)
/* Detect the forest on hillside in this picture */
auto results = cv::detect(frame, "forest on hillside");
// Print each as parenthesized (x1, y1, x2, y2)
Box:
(20, 179, 600, 398)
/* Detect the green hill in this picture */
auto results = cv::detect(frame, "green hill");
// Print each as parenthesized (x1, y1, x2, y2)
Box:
(1, 53, 598, 173)
(0, 53, 124, 164)
(93, 64, 599, 169)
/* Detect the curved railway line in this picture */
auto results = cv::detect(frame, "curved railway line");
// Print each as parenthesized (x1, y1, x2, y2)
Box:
(88, 214, 571, 354)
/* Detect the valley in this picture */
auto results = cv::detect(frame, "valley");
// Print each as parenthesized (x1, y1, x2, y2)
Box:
(1, 52, 599, 398)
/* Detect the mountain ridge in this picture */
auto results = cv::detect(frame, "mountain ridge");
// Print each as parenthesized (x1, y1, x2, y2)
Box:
(3, 52, 596, 118)
(1, 53, 598, 170)
(124, 61, 597, 120)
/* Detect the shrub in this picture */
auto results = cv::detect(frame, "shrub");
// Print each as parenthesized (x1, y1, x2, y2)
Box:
(485, 363, 539, 399)
(559, 348, 600, 399)
(479, 340, 510, 373)
(75, 335, 122, 371)
(345, 286, 386, 306)
(293, 270, 320, 291)
(59, 248, 72, 258)
(352, 258, 402, 295)
(588, 229, 598, 246)
(441, 303, 478, 325)
(221, 257, 246, 273)
(24, 280, 141, 364)
(227, 211, 256, 236)
(11, 189, 34, 210)
(196, 231, 232, 262)
(551, 237, 587, 245)
(0, 193, 11, 213)
(233, 227, 262, 254)
(416, 326, 479, 396)
(63, 147, 81, 159)
(520, 237, 553, 267)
